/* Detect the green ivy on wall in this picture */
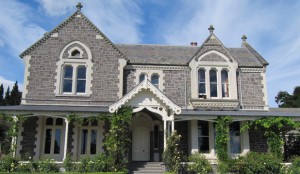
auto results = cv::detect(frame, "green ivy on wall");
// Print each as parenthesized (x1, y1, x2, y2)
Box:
(215, 116, 232, 162)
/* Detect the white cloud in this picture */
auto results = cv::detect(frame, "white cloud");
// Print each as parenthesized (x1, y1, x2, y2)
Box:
(37, 0, 143, 43)
(0, 76, 23, 92)
(0, 1, 46, 55)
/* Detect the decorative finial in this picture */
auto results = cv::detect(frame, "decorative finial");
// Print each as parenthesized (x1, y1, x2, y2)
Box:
(76, 2, 83, 11)
(208, 25, 215, 33)
(241, 35, 247, 43)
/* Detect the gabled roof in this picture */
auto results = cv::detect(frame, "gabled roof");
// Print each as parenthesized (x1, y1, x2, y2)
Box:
(20, 10, 127, 60)
(109, 76, 181, 114)
(242, 42, 269, 66)
(188, 33, 235, 63)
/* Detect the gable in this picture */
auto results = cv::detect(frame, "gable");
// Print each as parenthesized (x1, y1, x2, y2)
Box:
(200, 52, 227, 62)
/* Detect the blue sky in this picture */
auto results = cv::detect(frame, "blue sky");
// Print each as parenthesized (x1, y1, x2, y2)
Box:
(0, 0, 299, 107)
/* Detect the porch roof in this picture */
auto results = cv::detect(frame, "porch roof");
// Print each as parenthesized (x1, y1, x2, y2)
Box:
(179, 108, 300, 117)
(0, 105, 109, 113)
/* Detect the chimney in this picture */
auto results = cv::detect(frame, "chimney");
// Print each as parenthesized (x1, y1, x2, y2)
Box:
(190, 42, 197, 46)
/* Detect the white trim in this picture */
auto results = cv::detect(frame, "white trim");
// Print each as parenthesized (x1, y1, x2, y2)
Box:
(109, 76, 181, 115)
(240, 68, 265, 73)
(54, 41, 93, 96)
(134, 69, 165, 92)
(96, 34, 103, 40)
(34, 117, 42, 160)
(51, 33, 58, 38)
(118, 59, 127, 98)
(63, 119, 69, 161)
(21, 55, 31, 104)
(125, 65, 188, 70)
(261, 69, 269, 110)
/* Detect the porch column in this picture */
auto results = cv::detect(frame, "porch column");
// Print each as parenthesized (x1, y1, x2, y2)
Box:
(171, 120, 175, 132)
(190, 120, 198, 154)
(63, 118, 69, 161)
(11, 115, 18, 158)
(164, 119, 167, 149)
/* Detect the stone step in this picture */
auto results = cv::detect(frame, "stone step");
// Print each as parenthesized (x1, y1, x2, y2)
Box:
(128, 162, 163, 174)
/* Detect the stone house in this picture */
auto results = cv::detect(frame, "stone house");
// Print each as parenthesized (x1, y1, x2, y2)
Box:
(1, 4, 300, 163)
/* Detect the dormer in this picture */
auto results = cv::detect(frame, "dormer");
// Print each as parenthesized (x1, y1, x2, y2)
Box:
(189, 26, 239, 110)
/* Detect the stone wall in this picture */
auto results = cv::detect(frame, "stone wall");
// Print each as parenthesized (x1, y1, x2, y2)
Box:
(249, 126, 268, 152)
(20, 117, 38, 159)
(240, 72, 265, 109)
(24, 14, 123, 106)
(163, 70, 190, 107)
(123, 69, 136, 94)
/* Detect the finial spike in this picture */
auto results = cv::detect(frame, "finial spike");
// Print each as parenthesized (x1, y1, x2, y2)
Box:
(76, 2, 83, 11)
(241, 35, 247, 43)
(208, 25, 215, 33)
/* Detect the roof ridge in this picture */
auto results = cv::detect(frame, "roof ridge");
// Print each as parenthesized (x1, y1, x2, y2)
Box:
(115, 43, 198, 47)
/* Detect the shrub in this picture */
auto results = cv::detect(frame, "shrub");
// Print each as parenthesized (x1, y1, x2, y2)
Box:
(187, 152, 213, 174)
(226, 152, 283, 174)
(162, 131, 183, 174)
(0, 155, 18, 172)
(37, 159, 59, 173)
(285, 156, 300, 174)
(63, 153, 76, 172)
(78, 157, 90, 173)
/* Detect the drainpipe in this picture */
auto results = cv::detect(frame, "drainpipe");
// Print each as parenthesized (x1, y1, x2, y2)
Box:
(238, 69, 244, 110)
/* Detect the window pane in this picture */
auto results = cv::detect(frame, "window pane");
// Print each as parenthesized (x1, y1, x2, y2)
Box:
(81, 129, 88, 154)
(198, 69, 205, 83)
(76, 80, 86, 93)
(230, 122, 241, 153)
(46, 117, 53, 125)
(56, 118, 63, 126)
(198, 121, 209, 136)
(77, 66, 86, 79)
(198, 137, 209, 153)
(44, 129, 52, 154)
(90, 130, 97, 154)
(63, 79, 72, 92)
(91, 120, 98, 126)
(151, 75, 159, 87)
(139, 74, 145, 82)
(210, 84, 217, 97)
(54, 129, 61, 154)
(71, 50, 80, 57)
(210, 70, 217, 83)
(221, 70, 229, 97)
(64, 66, 73, 78)
(198, 69, 206, 95)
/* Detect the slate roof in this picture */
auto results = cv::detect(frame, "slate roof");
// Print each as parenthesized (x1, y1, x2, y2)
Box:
(116, 44, 267, 67)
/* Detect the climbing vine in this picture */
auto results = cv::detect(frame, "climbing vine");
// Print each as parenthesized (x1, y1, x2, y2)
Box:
(241, 117, 300, 159)
(215, 116, 232, 162)
(0, 113, 25, 156)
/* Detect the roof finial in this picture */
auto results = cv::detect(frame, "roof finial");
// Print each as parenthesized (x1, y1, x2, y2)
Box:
(76, 2, 83, 11)
(208, 25, 215, 34)
(241, 34, 247, 43)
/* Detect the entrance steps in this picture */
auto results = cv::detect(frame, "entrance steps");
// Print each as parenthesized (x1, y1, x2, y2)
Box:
(128, 162, 164, 174)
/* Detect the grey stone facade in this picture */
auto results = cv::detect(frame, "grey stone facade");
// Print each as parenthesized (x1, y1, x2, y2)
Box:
(240, 72, 265, 109)
(20, 117, 38, 159)
(24, 13, 122, 106)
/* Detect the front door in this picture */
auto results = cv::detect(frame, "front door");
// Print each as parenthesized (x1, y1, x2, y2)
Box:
(132, 126, 150, 161)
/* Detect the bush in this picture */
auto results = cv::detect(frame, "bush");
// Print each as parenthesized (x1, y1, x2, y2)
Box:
(37, 159, 59, 173)
(0, 155, 18, 172)
(225, 152, 283, 174)
(187, 152, 213, 174)
(63, 154, 76, 172)
(285, 156, 300, 174)
(162, 131, 183, 173)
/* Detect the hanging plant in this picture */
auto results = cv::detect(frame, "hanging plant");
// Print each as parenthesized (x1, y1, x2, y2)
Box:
(215, 116, 232, 162)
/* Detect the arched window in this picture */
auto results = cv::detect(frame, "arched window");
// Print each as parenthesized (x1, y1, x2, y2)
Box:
(63, 65, 73, 93)
(221, 70, 229, 97)
(71, 49, 81, 57)
(44, 117, 64, 155)
(139, 73, 146, 83)
(198, 69, 206, 98)
(210, 69, 217, 97)
(151, 74, 159, 88)
(46, 117, 53, 125)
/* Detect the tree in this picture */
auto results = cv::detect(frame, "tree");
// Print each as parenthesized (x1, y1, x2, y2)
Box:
(275, 86, 300, 108)
(9, 81, 21, 105)
(0, 84, 4, 106)
(4, 87, 10, 106)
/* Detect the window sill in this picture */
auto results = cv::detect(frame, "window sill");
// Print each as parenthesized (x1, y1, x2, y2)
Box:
(55, 93, 91, 97)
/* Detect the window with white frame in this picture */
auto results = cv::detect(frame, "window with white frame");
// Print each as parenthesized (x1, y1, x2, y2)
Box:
(198, 121, 210, 153)
(221, 70, 229, 98)
(151, 74, 159, 88)
(139, 73, 146, 83)
(197, 67, 231, 99)
(44, 117, 64, 155)
(230, 122, 241, 153)
(80, 119, 100, 155)
(62, 65, 86, 94)
(198, 69, 206, 98)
